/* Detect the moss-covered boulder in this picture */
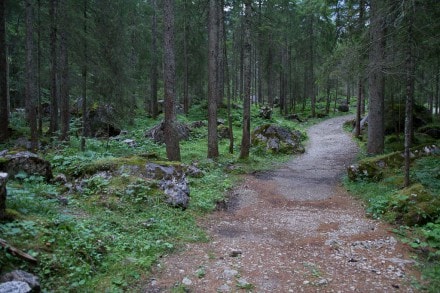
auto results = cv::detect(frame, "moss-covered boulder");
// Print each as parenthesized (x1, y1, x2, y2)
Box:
(0, 150, 53, 181)
(389, 184, 440, 226)
(347, 152, 404, 182)
(251, 124, 305, 154)
(145, 120, 191, 143)
(418, 125, 440, 139)
(347, 145, 439, 182)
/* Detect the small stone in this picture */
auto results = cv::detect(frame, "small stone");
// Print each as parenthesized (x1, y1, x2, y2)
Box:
(182, 277, 192, 286)
(223, 269, 238, 279)
(217, 284, 231, 292)
(237, 278, 251, 288)
(229, 250, 242, 257)
(316, 278, 329, 286)
(303, 280, 310, 285)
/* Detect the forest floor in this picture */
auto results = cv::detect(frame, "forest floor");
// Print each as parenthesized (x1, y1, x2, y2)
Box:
(144, 115, 421, 293)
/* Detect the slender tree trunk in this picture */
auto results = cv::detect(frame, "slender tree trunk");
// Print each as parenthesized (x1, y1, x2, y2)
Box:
(367, 0, 386, 155)
(217, 0, 224, 107)
(435, 58, 439, 116)
(163, 0, 181, 161)
(207, 0, 219, 159)
(239, 0, 252, 160)
(267, 39, 273, 107)
(183, 0, 189, 115)
(49, 0, 59, 135)
(59, 0, 69, 141)
(308, 16, 316, 118)
(325, 77, 331, 114)
(25, 0, 38, 151)
(355, 80, 363, 137)
(0, 0, 8, 142)
(404, 1, 415, 187)
(80, 0, 88, 151)
(223, 6, 234, 154)
(257, 0, 263, 106)
(37, 0, 42, 135)
(150, 0, 159, 118)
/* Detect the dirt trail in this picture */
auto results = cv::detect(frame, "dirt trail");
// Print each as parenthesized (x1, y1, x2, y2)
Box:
(145, 116, 419, 293)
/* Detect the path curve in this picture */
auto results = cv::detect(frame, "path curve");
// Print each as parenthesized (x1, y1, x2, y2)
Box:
(146, 116, 419, 293)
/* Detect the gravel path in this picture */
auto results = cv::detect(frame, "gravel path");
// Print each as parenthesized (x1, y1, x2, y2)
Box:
(145, 116, 420, 293)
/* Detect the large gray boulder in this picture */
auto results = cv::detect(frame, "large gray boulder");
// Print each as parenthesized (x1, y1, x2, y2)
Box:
(145, 163, 190, 209)
(0, 270, 40, 292)
(145, 121, 190, 144)
(0, 281, 31, 293)
(251, 124, 305, 154)
(0, 151, 52, 181)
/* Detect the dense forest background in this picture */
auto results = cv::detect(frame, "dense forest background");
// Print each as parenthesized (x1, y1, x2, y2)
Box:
(1, 0, 440, 291)
(0, 0, 439, 156)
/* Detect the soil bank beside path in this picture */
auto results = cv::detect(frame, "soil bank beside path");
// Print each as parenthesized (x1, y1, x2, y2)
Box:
(145, 115, 420, 293)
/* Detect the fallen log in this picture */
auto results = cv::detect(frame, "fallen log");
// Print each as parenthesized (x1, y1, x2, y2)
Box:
(0, 238, 38, 264)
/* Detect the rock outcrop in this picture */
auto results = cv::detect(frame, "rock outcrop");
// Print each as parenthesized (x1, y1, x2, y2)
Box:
(251, 124, 305, 154)
(0, 151, 52, 181)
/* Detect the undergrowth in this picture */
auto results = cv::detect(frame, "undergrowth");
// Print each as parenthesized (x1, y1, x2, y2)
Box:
(345, 124, 440, 292)
(0, 102, 351, 291)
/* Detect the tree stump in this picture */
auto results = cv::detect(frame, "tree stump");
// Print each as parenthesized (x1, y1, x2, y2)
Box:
(0, 172, 8, 220)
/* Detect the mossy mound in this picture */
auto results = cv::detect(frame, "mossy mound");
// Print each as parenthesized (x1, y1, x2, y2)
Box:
(348, 151, 404, 182)
(389, 184, 440, 226)
(418, 124, 440, 139)
(348, 145, 439, 182)
(251, 124, 305, 154)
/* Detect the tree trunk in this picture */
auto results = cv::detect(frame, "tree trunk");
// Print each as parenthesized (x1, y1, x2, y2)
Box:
(223, 5, 234, 154)
(207, 0, 219, 159)
(0, 0, 8, 143)
(59, 0, 69, 141)
(37, 0, 42, 135)
(267, 39, 274, 108)
(25, 0, 38, 151)
(308, 16, 316, 118)
(239, 0, 252, 160)
(355, 79, 363, 137)
(404, 1, 415, 187)
(150, 0, 159, 118)
(367, 0, 386, 155)
(49, 0, 59, 135)
(163, 0, 181, 161)
(435, 58, 439, 116)
(0, 173, 7, 220)
(80, 0, 88, 151)
(217, 0, 225, 107)
(183, 0, 189, 115)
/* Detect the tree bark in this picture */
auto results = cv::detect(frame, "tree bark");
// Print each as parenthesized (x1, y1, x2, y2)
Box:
(239, 0, 252, 159)
(0, 173, 7, 220)
(207, 0, 219, 159)
(80, 0, 88, 151)
(0, 0, 8, 143)
(59, 0, 69, 141)
(150, 0, 159, 118)
(37, 0, 42, 135)
(404, 0, 415, 187)
(183, 0, 189, 115)
(25, 0, 38, 151)
(355, 80, 363, 137)
(367, 0, 386, 155)
(163, 0, 181, 161)
(49, 0, 59, 135)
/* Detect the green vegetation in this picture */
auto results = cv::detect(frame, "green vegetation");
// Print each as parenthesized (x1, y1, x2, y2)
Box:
(345, 120, 440, 292)
(0, 104, 346, 291)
